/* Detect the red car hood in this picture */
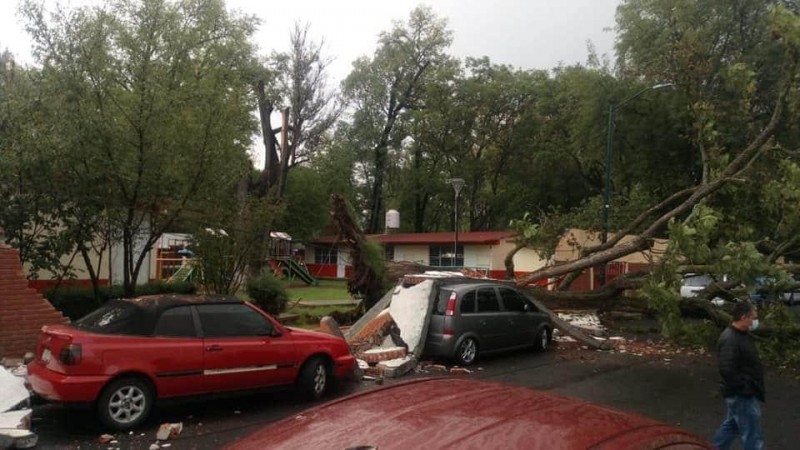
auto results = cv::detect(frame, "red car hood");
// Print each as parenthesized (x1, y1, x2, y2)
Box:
(228, 378, 710, 450)
(285, 327, 346, 342)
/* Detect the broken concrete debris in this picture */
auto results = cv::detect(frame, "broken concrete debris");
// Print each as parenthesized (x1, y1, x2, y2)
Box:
(357, 346, 407, 364)
(0, 363, 37, 449)
(555, 312, 606, 337)
(319, 316, 346, 340)
(343, 280, 436, 378)
(155, 422, 183, 441)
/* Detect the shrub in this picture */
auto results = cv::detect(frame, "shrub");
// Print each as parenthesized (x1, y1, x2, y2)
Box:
(756, 304, 800, 371)
(45, 281, 196, 320)
(246, 274, 289, 316)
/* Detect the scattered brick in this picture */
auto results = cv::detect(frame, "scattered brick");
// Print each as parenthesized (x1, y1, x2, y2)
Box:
(347, 310, 395, 353)
(356, 346, 407, 364)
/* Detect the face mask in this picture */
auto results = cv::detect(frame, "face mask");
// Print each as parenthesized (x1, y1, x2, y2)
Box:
(750, 319, 759, 331)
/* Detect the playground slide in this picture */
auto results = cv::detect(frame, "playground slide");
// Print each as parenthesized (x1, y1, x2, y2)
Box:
(167, 264, 194, 283)
(281, 259, 318, 286)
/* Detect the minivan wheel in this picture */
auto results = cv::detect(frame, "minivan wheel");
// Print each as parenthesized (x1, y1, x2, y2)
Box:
(97, 377, 153, 431)
(455, 337, 478, 366)
(534, 328, 550, 352)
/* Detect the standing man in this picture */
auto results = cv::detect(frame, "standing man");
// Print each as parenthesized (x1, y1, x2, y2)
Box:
(712, 301, 764, 450)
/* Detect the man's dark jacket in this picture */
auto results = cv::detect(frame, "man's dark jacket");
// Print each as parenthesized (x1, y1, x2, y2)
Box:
(717, 326, 765, 402)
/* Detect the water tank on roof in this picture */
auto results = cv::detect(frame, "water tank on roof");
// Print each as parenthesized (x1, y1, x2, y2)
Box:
(385, 209, 400, 230)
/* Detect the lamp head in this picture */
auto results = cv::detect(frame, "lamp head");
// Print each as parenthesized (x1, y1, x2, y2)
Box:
(448, 178, 465, 195)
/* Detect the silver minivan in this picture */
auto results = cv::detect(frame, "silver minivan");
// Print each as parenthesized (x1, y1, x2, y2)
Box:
(423, 281, 552, 365)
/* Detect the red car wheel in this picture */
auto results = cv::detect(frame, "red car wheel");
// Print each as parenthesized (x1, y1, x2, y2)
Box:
(97, 377, 154, 430)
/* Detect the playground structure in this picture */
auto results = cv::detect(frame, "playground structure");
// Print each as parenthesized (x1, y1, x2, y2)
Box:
(155, 234, 196, 283)
(268, 232, 318, 285)
(155, 231, 317, 285)
(166, 248, 195, 283)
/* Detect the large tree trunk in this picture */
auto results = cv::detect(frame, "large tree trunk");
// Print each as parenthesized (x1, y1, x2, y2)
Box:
(504, 242, 525, 279)
(330, 194, 385, 309)
(255, 80, 279, 197)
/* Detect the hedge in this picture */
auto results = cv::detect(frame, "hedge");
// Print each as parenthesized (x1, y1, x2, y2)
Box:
(44, 282, 196, 320)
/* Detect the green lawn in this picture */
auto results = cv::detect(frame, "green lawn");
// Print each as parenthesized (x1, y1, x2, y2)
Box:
(237, 279, 356, 329)
(284, 279, 352, 301)
(284, 302, 358, 329)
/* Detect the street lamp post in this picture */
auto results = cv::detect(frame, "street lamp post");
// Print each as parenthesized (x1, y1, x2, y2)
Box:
(600, 83, 673, 286)
(448, 178, 465, 268)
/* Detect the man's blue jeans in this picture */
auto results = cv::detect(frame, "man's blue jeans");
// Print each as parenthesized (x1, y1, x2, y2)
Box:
(712, 395, 764, 450)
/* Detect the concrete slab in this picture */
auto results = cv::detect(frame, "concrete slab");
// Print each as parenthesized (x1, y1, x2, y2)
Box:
(378, 356, 418, 378)
(0, 367, 28, 413)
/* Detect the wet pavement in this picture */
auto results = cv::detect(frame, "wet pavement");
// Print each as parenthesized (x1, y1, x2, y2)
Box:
(29, 342, 800, 449)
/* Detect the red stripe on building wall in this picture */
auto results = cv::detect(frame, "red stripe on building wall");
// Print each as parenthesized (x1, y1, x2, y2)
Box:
(306, 264, 338, 278)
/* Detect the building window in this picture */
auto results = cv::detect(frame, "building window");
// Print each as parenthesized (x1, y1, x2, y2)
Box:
(314, 247, 338, 264)
(429, 244, 463, 268)
(385, 245, 395, 261)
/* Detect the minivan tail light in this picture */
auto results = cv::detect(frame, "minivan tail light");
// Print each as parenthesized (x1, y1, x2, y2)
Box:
(445, 292, 457, 316)
(59, 344, 82, 365)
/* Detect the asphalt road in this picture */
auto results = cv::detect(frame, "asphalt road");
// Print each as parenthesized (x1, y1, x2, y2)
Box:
(30, 344, 800, 449)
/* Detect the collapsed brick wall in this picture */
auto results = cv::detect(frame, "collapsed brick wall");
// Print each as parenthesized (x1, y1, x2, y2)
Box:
(347, 309, 395, 354)
(0, 244, 69, 358)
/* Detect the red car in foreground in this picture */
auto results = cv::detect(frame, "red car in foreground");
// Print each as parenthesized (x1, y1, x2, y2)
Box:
(228, 377, 712, 450)
(26, 294, 355, 430)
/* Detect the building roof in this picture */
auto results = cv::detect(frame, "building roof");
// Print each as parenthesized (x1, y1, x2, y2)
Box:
(313, 231, 515, 246)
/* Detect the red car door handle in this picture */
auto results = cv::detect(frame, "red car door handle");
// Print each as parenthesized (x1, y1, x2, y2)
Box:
(206, 345, 223, 352)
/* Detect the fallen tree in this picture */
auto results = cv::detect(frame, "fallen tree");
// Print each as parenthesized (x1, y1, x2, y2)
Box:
(329, 194, 386, 310)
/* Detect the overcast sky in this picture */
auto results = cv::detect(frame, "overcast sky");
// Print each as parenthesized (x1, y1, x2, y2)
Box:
(0, 0, 621, 168)
(0, 0, 621, 82)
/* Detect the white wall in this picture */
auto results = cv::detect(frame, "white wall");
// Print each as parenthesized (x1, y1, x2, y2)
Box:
(464, 245, 491, 270)
(392, 245, 429, 265)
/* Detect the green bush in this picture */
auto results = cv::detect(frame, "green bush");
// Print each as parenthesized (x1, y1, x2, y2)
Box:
(246, 274, 289, 316)
(45, 282, 196, 320)
(756, 304, 800, 371)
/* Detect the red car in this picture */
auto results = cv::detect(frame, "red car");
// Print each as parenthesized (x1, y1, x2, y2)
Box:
(26, 294, 355, 430)
(228, 378, 712, 450)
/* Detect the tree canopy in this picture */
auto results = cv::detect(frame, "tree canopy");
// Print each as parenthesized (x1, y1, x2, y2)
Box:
(3, 1, 800, 337)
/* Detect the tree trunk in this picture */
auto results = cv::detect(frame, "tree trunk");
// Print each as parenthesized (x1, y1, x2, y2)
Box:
(79, 246, 101, 299)
(330, 194, 385, 309)
(255, 80, 279, 196)
(277, 107, 290, 198)
(504, 242, 525, 279)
